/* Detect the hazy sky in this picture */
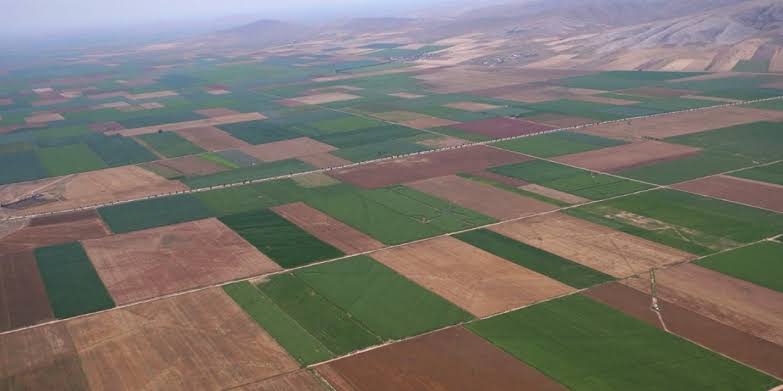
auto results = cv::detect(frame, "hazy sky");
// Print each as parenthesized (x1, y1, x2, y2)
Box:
(2, 0, 445, 37)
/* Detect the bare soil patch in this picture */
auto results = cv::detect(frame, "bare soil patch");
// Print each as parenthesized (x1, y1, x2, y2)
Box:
(111, 112, 267, 137)
(0, 250, 54, 332)
(582, 106, 783, 140)
(0, 165, 188, 217)
(195, 108, 242, 118)
(584, 282, 783, 379)
(672, 175, 783, 212)
(316, 327, 567, 391)
(291, 92, 360, 105)
(330, 146, 528, 189)
(445, 102, 502, 112)
(399, 116, 460, 129)
(64, 288, 298, 390)
(490, 213, 694, 278)
(407, 175, 558, 220)
(388, 92, 424, 99)
(272, 202, 384, 254)
(553, 140, 701, 172)
(297, 152, 352, 169)
(242, 137, 337, 162)
(453, 117, 555, 138)
(623, 263, 783, 347)
(0, 323, 89, 390)
(176, 125, 251, 151)
(371, 236, 573, 317)
(89, 121, 125, 133)
(0, 210, 109, 255)
(83, 218, 280, 305)
(520, 184, 590, 204)
(156, 155, 228, 177)
(235, 370, 331, 390)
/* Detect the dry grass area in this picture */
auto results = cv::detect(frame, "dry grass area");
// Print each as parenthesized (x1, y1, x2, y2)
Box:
(490, 213, 694, 278)
(371, 236, 574, 317)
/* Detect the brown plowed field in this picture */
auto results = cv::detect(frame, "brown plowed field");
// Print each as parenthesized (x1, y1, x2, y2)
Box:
(316, 327, 567, 391)
(466, 169, 529, 187)
(553, 140, 701, 172)
(370, 236, 574, 317)
(156, 155, 228, 177)
(0, 165, 188, 217)
(297, 152, 352, 169)
(416, 136, 470, 148)
(520, 184, 590, 204)
(584, 282, 783, 379)
(242, 137, 337, 162)
(329, 146, 528, 189)
(489, 213, 694, 278)
(64, 288, 299, 390)
(398, 117, 460, 129)
(195, 107, 241, 118)
(672, 175, 783, 212)
(177, 126, 251, 151)
(0, 210, 109, 254)
(623, 263, 783, 347)
(581, 106, 783, 140)
(0, 251, 53, 331)
(406, 175, 558, 220)
(453, 117, 555, 138)
(234, 370, 331, 391)
(82, 218, 281, 305)
(272, 202, 384, 254)
(0, 323, 89, 390)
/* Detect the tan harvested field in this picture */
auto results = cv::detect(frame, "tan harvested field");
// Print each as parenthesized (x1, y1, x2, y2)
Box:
(398, 116, 460, 129)
(414, 65, 586, 94)
(290, 92, 360, 105)
(138, 102, 164, 109)
(241, 137, 337, 162)
(623, 263, 783, 347)
(195, 107, 241, 118)
(467, 169, 529, 187)
(176, 125, 251, 151)
(407, 175, 558, 220)
(572, 95, 640, 105)
(235, 370, 331, 391)
(330, 146, 528, 189)
(155, 155, 228, 176)
(473, 84, 603, 104)
(0, 165, 188, 217)
(371, 236, 574, 317)
(553, 140, 702, 172)
(416, 136, 470, 148)
(89, 121, 125, 133)
(25, 112, 64, 124)
(272, 202, 384, 254)
(581, 106, 783, 140)
(0, 324, 90, 390)
(520, 184, 590, 204)
(297, 152, 352, 168)
(0, 210, 109, 254)
(388, 92, 424, 99)
(96, 101, 131, 109)
(293, 172, 341, 188)
(681, 95, 743, 103)
(444, 101, 501, 112)
(672, 175, 783, 212)
(619, 87, 699, 97)
(83, 218, 281, 305)
(584, 282, 783, 379)
(316, 327, 567, 391)
(110, 112, 267, 137)
(490, 213, 694, 278)
(123, 90, 178, 100)
(64, 288, 299, 390)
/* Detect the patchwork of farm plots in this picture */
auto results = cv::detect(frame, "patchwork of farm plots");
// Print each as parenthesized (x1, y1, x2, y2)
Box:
(1, 47, 783, 390)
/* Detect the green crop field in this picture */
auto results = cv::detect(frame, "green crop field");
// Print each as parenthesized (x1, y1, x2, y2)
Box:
(730, 162, 783, 185)
(137, 131, 205, 158)
(223, 282, 334, 365)
(98, 193, 212, 233)
(454, 230, 613, 288)
(194, 183, 281, 216)
(181, 159, 313, 188)
(667, 121, 783, 162)
(0, 150, 48, 184)
(569, 189, 783, 254)
(305, 185, 495, 245)
(467, 295, 778, 390)
(696, 241, 783, 292)
(35, 242, 115, 319)
(37, 143, 109, 176)
(309, 116, 385, 134)
(617, 151, 752, 185)
(219, 209, 344, 268)
(118, 110, 203, 129)
(490, 159, 652, 200)
(295, 256, 473, 339)
(334, 139, 429, 162)
(495, 131, 625, 158)
(218, 120, 302, 145)
(557, 71, 701, 90)
(522, 99, 630, 121)
(258, 273, 382, 356)
(313, 124, 421, 149)
(85, 135, 157, 167)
